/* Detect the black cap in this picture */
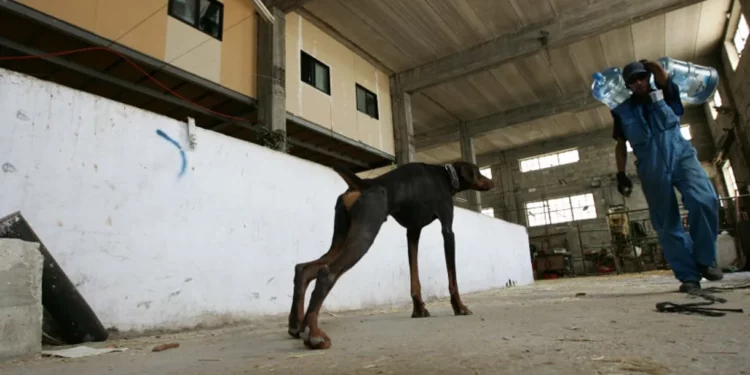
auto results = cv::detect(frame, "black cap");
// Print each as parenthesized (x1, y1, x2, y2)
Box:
(622, 61, 649, 83)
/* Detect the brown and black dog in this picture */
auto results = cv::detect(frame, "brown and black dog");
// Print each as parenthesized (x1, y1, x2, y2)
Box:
(288, 161, 495, 349)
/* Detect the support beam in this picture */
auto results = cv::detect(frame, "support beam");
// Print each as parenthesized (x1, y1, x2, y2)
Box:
(416, 92, 600, 151)
(459, 122, 481, 212)
(257, 7, 287, 152)
(472, 106, 708, 167)
(391, 76, 416, 165)
(397, 0, 704, 93)
(0, 36, 233, 123)
(0, 0, 256, 107)
(286, 138, 370, 169)
(496, 157, 520, 224)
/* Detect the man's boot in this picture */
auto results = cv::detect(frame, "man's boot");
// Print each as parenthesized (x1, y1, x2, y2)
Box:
(679, 280, 702, 294)
(698, 264, 724, 281)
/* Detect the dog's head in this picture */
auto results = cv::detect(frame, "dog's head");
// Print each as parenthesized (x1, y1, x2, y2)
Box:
(451, 161, 495, 192)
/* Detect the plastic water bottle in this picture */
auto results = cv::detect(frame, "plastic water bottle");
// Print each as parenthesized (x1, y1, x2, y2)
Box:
(591, 67, 631, 109)
(656, 57, 720, 105)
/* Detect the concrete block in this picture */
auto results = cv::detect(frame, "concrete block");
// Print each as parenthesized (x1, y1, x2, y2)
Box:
(0, 238, 43, 361)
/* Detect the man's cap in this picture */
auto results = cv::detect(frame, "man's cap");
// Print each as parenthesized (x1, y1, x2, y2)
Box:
(622, 61, 649, 83)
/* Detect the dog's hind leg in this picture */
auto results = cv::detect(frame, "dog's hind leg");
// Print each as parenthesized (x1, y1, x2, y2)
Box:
(288, 195, 350, 338)
(300, 187, 388, 350)
(407, 228, 430, 318)
(439, 210, 472, 316)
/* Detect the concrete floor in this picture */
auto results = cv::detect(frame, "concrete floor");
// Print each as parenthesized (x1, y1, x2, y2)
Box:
(2, 271, 749, 375)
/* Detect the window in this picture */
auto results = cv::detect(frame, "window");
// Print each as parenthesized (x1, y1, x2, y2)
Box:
(723, 160, 739, 198)
(168, 0, 223, 40)
(481, 207, 495, 218)
(524, 193, 597, 227)
(519, 148, 579, 173)
(625, 125, 691, 152)
(710, 92, 723, 120)
(356, 84, 379, 119)
(680, 125, 692, 140)
(734, 14, 749, 57)
(480, 167, 493, 180)
(300, 51, 330, 95)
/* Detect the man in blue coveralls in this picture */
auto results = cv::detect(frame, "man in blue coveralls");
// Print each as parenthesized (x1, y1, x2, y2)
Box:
(611, 60, 723, 294)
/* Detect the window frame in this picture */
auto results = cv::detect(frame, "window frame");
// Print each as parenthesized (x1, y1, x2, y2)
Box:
(734, 13, 749, 57)
(355, 84, 379, 119)
(167, 0, 224, 41)
(300, 51, 331, 95)
(518, 148, 580, 173)
(481, 207, 495, 218)
(722, 160, 739, 198)
(480, 167, 492, 180)
(525, 193, 597, 227)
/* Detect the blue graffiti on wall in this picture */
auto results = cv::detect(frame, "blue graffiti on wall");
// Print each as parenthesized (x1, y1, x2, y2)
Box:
(156, 129, 187, 177)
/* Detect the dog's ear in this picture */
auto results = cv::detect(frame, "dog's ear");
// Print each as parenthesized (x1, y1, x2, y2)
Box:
(452, 161, 494, 191)
(453, 161, 478, 182)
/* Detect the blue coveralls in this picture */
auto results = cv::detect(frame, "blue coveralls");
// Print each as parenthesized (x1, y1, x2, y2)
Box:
(611, 77, 719, 282)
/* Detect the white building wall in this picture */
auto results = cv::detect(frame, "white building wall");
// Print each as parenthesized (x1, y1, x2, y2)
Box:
(0, 69, 533, 332)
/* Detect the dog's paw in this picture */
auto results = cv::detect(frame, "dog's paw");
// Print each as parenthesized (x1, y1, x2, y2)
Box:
(411, 307, 431, 318)
(453, 305, 473, 316)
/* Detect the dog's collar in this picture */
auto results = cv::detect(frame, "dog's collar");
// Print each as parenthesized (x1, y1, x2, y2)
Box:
(444, 164, 460, 190)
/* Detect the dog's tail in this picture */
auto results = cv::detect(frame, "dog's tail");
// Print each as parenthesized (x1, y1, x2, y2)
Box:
(333, 164, 369, 190)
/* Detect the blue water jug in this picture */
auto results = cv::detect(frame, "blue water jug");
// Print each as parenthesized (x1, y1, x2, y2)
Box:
(655, 57, 719, 105)
(591, 67, 630, 110)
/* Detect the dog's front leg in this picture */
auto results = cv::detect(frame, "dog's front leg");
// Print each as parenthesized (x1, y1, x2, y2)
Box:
(441, 225, 472, 316)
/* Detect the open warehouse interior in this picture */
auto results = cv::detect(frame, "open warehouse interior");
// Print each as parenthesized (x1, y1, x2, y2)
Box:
(2, 0, 750, 373)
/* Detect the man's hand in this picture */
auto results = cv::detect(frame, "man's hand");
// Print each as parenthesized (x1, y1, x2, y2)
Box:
(640, 59, 668, 87)
(616, 172, 633, 197)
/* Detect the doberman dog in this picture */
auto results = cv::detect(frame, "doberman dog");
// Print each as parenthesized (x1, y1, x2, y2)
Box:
(287, 161, 495, 350)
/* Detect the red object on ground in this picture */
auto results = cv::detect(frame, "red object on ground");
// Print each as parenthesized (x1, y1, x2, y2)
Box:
(542, 273, 559, 280)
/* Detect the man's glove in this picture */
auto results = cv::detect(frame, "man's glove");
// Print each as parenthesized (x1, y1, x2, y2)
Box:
(616, 172, 633, 197)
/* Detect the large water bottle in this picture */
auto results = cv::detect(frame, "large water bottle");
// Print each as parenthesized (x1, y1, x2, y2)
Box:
(591, 67, 631, 110)
(655, 57, 720, 105)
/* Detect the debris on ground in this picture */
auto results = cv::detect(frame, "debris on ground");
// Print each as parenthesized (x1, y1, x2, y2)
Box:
(41, 346, 127, 358)
(151, 343, 180, 352)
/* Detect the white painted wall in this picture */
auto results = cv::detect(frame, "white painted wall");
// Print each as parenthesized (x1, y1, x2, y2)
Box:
(0, 68, 533, 332)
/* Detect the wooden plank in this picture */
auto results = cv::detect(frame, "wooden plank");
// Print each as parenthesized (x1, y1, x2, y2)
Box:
(410, 92, 458, 133)
(397, 0, 706, 93)
(632, 15, 667, 61)
(598, 24, 635, 69)
(467, 0, 524, 39)
(664, 2, 703, 60)
(509, 0, 556, 26)
(546, 45, 590, 95)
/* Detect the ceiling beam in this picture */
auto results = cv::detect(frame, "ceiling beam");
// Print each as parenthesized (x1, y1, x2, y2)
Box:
(415, 92, 601, 151)
(471, 106, 710, 167)
(397, 0, 705, 93)
(267, 0, 315, 13)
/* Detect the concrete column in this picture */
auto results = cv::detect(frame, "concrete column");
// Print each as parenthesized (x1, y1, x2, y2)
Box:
(256, 6, 287, 152)
(390, 76, 415, 165)
(497, 153, 521, 223)
(497, 156, 520, 224)
(459, 122, 481, 212)
(0, 239, 43, 361)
